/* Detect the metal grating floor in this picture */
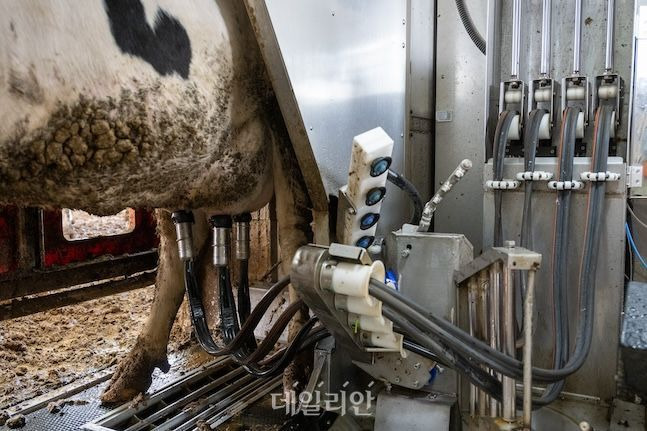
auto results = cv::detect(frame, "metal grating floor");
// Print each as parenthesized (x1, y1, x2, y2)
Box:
(1, 357, 287, 431)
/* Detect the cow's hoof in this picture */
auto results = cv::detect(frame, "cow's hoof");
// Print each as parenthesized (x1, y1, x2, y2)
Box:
(100, 342, 170, 404)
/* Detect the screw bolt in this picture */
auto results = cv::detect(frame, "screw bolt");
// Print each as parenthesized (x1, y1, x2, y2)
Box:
(401, 249, 410, 258)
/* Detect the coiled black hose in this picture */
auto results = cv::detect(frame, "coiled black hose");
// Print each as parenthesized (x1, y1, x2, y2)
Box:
(455, 0, 486, 54)
(387, 169, 424, 225)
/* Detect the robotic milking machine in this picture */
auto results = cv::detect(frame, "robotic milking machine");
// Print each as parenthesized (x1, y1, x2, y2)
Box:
(168, 0, 638, 429)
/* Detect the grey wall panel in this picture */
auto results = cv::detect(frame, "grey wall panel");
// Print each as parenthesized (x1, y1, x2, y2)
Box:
(434, 0, 489, 253)
(406, 0, 435, 203)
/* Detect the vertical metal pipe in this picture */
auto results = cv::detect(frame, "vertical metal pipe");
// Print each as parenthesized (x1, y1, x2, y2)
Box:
(522, 269, 536, 429)
(502, 266, 516, 421)
(478, 270, 490, 416)
(573, 0, 583, 74)
(489, 264, 501, 417)
(468, 278, 478, 417)
(605, 0, 615, 72)
(540, 0, 552, 76)
(511, 0, 522, 78)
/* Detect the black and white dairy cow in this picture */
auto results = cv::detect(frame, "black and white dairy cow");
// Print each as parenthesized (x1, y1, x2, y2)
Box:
(0, 0, 312, 402)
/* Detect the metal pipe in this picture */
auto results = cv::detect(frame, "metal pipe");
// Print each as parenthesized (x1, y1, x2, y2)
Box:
(511, 0, 522, 78)
(522, 269, 536, 429)
(540, 0, 552, 76)
(573, 0, 583, 74)
(605, 0, 615, 72)
(417, 159, 472, 232)
(477, 270, 490, 416)
(489, 264, 501, 418)
(468, 277, 478, 417)
(502, 265, 516, 421)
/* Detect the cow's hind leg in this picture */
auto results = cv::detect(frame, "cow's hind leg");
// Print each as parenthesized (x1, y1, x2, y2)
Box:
(101, 209, 209, 403)
(272, 133, 314, 399)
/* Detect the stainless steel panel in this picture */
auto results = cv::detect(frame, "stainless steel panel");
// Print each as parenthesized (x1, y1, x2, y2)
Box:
(629, 0, 647, 196)
(374, 391, 454, 431)
(483, 157, 626, 400)
(243, 0, 328, 211)
(406, 0, 435, 202)
(265, 0, 409, 234)
(386, 227, 474, 395)
(434, 0, 489, 254)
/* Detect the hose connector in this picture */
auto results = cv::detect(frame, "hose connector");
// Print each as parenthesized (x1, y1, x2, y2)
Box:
(171, 210, 195, 261)
(210, 215, 232, 267)
(233, 213, 251, 261)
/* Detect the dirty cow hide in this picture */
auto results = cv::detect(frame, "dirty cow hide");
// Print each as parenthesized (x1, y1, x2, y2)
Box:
(0, 0, 312, 403)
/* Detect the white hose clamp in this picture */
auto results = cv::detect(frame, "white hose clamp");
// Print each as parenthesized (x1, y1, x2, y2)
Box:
(580, 171, 621, 182)
(485, 180, 520, 190)
(547, 180, 584, 191)
(515, 171, 553, 181)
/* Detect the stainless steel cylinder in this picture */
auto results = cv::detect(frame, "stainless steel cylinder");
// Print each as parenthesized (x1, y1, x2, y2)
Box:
(573, 0, 582, 74)
(502, 267, 516, 421)
(523, 269, 537, 429)
(174, 222, 194, 261)
(511, 0, 522, 78)
(489, 264, 501, 418)
(468, 278, 478, 417)
(540, 0, 552, 76)
(234, 221, 250, 260)
(605, 0, 615, 72)
(477, 270, 490, 417)
(213, 227, 229, 267)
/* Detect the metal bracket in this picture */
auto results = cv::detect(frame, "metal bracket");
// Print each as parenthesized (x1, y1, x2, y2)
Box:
(562, 75, 590, 127)
(593, 73, 622, 129)
(499, 79, 526, 134)
(455, 244, 542, 286)
(627, 165, 644, 188)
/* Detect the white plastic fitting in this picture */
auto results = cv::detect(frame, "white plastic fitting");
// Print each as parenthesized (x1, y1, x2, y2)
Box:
(504, 90, 523, 104)
(507, 114, 521, 141)
(598, 84, 618, 99)
(325, 256, 403, 355)
(538, 112, 551, 140)
(534, 87, 552, 102)
(348, 313, 394, 334)
(516, 171, 553, 181)
(485, 180, 520, 190)
(566, 86, 587, 100)
(334, 294, 382, 317)
(341, 127, 394, 247)
(368, 333, 404, 351)
(547, 180, 584, 190)
(576, 111, 585, 139)
(329, 260, 385, 297)
(580, 171, 621, 182)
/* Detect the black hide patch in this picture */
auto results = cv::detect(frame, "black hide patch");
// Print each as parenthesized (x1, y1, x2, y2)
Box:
(104, 0, 191, 79)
